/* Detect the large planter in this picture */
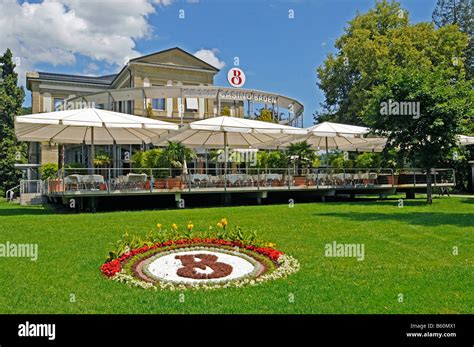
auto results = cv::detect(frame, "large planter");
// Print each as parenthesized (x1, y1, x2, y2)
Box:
(271, 180, 283, 187)
(166, 177, 183, 189)
(49, 179, 64, 192)
(153, 179, 166, 189)
(293, 176, 306, 186)
(387, 175, 399, 185)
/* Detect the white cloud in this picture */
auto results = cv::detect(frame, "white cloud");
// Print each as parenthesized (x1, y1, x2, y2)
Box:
(193, 48, 225, 69)
(0, 0, 174, 83)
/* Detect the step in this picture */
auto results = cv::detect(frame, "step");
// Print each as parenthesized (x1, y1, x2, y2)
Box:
(20, 193, 46, 206)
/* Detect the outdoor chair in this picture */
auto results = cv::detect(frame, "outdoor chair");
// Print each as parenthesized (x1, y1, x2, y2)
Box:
(208, 175, 220, 187)
(127, 173, 147, 190)
(64, 175, 81, 191)
(189, 174, 209, 188)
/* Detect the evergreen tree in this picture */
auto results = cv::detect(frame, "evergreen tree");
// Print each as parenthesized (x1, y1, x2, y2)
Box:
(0, 48, 26, 193)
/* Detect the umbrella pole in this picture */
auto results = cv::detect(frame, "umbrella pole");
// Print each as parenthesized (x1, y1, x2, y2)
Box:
(325, 136, 329, 168)
(224, 131, 228, 186)
(90, 127, 95, 173)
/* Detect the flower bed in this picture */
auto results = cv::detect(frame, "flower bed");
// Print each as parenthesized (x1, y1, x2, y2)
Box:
(101, 237, 299, 291)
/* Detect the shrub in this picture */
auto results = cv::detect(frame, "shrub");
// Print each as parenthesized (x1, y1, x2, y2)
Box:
(39, 163, 59, 180)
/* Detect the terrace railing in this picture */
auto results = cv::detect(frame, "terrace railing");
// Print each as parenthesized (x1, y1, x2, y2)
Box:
(43, 167, 455, 196)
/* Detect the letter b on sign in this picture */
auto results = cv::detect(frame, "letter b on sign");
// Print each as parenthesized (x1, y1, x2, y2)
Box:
(227, 68, 246, 88)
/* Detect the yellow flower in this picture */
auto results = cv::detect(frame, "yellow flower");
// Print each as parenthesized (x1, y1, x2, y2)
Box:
(187, 222, 194, 231)
(217, 222, 223, 229)
(156, 223, 162, 229)
(265, 242, 276, 248)
(171, 223, 178, 230)
(221, 218, 228, 226)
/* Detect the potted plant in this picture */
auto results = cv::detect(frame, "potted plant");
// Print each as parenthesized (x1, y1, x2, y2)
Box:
(39, 163, 61, 192)
(161, 141, 196, 189)
(286, 141, 316, 186)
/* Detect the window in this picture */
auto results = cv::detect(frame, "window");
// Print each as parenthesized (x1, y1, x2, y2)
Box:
(152, 98, 165, 111)
(54, 98, 64, 111)
(185, 98, 199, 111)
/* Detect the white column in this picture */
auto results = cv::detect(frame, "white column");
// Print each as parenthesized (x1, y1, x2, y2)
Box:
(166, 80, 173, 118)
(143, 78, 150, 111)
(177, 81, 183, 119)
(43, 93, 52, 112)
(198, 83, 205, 119)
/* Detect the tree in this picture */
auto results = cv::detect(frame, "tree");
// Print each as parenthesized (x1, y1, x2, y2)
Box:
(0, 48, 26, 193)
(255, 107, 282, 123)
(363, 66, 473, 203)
(221, 106, 231, 116)
(161, 141, 196, 169)
(315, 0, 408, 125)
(286, 141, 317, 175)
(315, 0, 469, 126)
(432, 0, 473, 79)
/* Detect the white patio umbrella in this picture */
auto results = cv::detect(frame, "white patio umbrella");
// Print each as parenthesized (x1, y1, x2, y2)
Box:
(153, 116, 307, 172)
(458, 135, 474, 146)
(283, 121, 386, 165)
(15, 108, 179, 168)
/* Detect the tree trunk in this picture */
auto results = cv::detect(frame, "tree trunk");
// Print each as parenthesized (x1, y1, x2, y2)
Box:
(426, 168, 433, 204)
(58, 144, 65, 170)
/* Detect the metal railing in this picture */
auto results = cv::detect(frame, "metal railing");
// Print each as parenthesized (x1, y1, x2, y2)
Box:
(43, 167, 456, 196)
(5, 184, 20, 201)
(19, 180, 43, 195)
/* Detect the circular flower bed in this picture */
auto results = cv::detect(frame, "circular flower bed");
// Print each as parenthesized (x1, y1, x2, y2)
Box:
(101, 238, 300, 291)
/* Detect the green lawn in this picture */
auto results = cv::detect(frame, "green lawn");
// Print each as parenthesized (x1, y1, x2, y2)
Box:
(0, 197, 472, 314)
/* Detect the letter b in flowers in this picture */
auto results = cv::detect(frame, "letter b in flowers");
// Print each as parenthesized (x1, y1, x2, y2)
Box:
(175, 254, 233, 279)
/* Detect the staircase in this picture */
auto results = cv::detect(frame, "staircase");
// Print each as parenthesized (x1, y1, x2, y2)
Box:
(6, 180, 45, 206)
(19, 193, 46, 205)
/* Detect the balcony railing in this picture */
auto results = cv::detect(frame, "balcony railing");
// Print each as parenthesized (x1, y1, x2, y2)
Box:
(43, 167, 456, 196)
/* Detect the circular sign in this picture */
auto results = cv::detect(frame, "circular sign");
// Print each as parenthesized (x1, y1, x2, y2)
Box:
(227, 67, 246, 88)
(145, 250, 256, 284)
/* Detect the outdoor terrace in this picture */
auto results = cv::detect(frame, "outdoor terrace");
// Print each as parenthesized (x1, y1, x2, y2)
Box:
(38, 168, 455, 206)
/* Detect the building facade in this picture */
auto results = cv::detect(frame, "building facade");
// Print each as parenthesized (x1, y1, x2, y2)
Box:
(25, 47, 304, 170)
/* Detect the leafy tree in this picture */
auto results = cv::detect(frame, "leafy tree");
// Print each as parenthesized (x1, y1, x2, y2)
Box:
(331, 153, 354, 168)
(255, 107, 273, 122)
(286, 141, 317, 175)
(221, 106, 231, 116)
(39, 163, 58, 180)
(315, 0, 469, 126)
(363, 66, 473, 203)
(0, 48, 26, 192)
(161, 141, 196, 170)
(432, 0, 473, 79)
(355, 152, 381, 168)
(255, 107, 282, 123)
(256, 150, 287, 170)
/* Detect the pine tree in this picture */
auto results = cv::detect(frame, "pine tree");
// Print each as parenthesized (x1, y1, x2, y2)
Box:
(0, 48, 26, 193)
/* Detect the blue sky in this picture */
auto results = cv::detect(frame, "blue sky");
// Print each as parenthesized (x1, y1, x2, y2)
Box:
(19, 0, 438, 126)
